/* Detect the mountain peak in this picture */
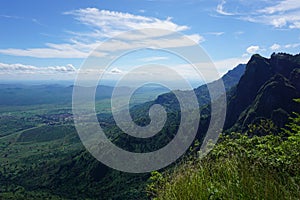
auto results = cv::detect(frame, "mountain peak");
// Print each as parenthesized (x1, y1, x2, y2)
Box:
(225, 53, 300, 131)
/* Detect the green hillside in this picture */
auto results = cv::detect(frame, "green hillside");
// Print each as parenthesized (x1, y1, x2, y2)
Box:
(1, 54, 300, 199)
(148, 104, 300, 200)
(148, 53, 300, 200)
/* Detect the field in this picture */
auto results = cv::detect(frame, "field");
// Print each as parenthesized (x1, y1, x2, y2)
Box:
(0, 85, 166, 199)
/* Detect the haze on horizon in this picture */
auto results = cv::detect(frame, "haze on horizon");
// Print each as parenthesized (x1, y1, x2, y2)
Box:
(0, 0, 299, 85)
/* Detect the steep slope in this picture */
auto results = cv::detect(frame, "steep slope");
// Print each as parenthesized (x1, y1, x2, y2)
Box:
(118, 63, 246, 154)
(225, 53, 300, 131)
(154, 63, 246, 110)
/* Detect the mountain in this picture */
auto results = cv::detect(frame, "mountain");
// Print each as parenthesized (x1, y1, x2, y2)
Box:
(111, 63, 247, 154)
(148, 54, 300, 200)
(46, 63, 247, 198)
(149, 53, 300, 136)
(3, 54, 300, 199)
(154, 63, 246, 110)
(225, 53, 300, 132)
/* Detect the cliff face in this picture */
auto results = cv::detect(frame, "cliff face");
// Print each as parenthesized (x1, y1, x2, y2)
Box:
(225, 53, 300, 131)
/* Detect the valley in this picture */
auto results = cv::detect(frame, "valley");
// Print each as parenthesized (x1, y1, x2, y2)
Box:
(0, 53, 299, 199)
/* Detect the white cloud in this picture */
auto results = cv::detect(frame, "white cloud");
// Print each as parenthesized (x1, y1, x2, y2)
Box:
(270, 43, 281, 51)
(186, 34, 205, 43)
(284, 43, 300, 48)
(0, 63, 36, 72)
(249, 1, 300, 29)
(246, 45, 260, 54)
(0, 15, 21, 19)
(0, 46, 92, 58)
(259, 0, 300, 14)
(65, 9, 203, 43)
(213, 57, 249, 75)
(266, 42, 300, 51)
(271, 17, 287, 28)
(216, 0, 234, 16)
(242, 42, 299, 56)
(290, 21, 300, 28)
(86, 34, 202, 56)
(139, 56, 169, 62)
(234, 31, 244, 35)
(0, 63, 77, 73)
(242, 53, 249, 58)
(48, 64, 76, 72)
(0, 56, 250, 85)
(0, 8, 204, 59)
(64, 8, 189, 35)
(110, 68, 122, 74)
(215, 0, 300, 29)
(206, 32, 225, 36)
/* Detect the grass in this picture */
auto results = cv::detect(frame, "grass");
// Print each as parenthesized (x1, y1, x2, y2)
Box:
(148, 115, 300, 200)
(149, 155, 300, 200)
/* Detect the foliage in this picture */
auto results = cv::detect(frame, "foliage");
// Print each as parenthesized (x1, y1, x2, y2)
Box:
(0, 56, 297, 199)
(148, 107, 300, 199)
(246, 118, 278, 137)
(17, 125, 77, 143)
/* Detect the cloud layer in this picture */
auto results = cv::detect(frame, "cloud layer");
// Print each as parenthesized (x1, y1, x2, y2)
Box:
(216, 0, 300, 29)
(0, 63, 76, 73)
(65, 8, 189, 35)
(0, 8, 203, 59)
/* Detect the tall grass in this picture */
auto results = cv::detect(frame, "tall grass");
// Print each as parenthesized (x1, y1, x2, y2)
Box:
(149, 156, 300, 200)
(149, 114, 300, 200)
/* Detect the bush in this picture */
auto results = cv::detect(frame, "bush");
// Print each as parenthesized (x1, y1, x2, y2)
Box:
(148, 104, 300, 200)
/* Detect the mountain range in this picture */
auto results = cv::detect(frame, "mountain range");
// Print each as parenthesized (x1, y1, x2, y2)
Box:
(1, 53, 300, 199)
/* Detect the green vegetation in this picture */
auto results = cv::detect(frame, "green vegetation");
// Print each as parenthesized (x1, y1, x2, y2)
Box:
(148, 104, 300, 200)
(0, 85, 168, 199)
(0, 105, 149, 199)
(17, 125, 77, 143)
(1, 53, 299, 199)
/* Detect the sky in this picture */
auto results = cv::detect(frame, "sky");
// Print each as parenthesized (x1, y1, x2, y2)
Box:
(0, 0, 299, 86)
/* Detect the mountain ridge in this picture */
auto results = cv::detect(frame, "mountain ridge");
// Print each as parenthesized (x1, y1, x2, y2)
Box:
(225, 53, 300, 132)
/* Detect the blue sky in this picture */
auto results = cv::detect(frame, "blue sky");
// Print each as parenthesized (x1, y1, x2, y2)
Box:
(0, 0, 299, 84)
